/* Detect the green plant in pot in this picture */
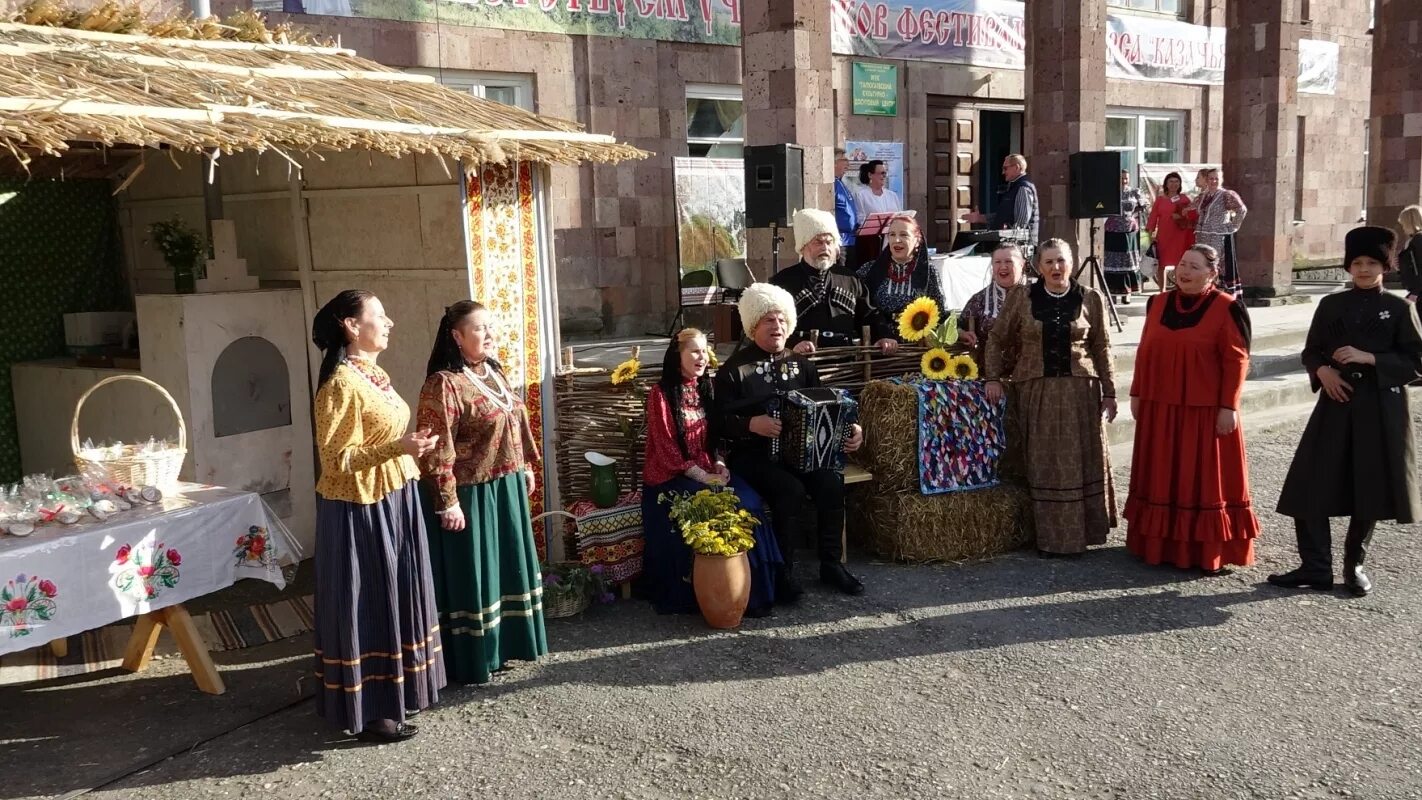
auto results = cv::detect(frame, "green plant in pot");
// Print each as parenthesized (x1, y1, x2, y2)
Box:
(660, 486, 758, 629)
(147, 217, 206, 294)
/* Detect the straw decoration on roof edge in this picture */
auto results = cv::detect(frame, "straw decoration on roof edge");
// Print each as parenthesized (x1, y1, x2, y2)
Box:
(0, 9, 649, 170)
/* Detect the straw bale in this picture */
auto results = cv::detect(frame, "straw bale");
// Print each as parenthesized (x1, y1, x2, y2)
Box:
(849, 483, 1034, 563)
(856, 379, 919, 493)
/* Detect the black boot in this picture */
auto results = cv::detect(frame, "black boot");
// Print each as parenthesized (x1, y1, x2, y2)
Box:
(1343, 518, 1375, 597)
(819, 561, 865, 596)
(1268, 517, 1334, 591)
(774, 564, 804, 605)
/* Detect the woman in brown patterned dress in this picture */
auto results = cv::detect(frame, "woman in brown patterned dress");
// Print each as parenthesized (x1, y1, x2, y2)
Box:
(416, 301, 547, 685)
(985, 239, 1118, 556)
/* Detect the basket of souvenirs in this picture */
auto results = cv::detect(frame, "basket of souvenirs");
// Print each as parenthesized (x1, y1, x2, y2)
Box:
(70, 375, 188, 492)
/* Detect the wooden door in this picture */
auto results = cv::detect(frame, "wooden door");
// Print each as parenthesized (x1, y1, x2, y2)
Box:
(929, 103, 978, 251)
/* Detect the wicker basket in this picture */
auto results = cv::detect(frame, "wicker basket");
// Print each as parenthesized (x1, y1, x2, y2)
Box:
(71, 374, 187, 492)
(544, 588, 592, 619)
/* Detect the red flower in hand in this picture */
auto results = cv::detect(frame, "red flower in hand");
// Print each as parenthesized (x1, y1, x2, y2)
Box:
(5, 597, 26, 612)
(38, 580, 57, 598)
(137, 565, 155, 578)
(166, 549, 182, 566)
(115, 544, 132, 565)
(251, 538, 266, 556)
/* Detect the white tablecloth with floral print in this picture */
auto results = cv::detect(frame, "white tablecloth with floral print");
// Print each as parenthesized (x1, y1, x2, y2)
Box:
(0, 484, 288, 654)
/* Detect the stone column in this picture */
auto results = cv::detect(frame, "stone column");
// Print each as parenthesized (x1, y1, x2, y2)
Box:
(1367, 0, 1422, 230)
(1024, 0, 1107, 280)
(741, 1, 835, 278)
(1221, 0, 1300, 299)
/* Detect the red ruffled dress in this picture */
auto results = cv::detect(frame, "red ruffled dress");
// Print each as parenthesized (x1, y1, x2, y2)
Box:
(1123, 288, 1260, 569)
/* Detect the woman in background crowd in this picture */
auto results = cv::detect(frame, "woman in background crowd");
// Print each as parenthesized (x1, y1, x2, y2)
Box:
(1145, 171, 1195, 291)
(852, 159, 902, 217)
(1187, 168, 1248, 295)
(1104, 170, 1146, 304)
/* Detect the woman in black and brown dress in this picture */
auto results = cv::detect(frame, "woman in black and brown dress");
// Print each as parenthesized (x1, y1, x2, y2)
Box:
(985, 239, 1118, 556)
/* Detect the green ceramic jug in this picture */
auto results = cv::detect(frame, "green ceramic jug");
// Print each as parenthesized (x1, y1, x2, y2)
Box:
(586, 451, 620, 509)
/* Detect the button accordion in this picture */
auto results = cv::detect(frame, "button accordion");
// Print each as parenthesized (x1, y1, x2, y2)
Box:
(769, 387, 859, 473)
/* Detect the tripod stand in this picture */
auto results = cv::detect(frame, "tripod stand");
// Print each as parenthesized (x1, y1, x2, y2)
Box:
(1081, 216, 1123, 332)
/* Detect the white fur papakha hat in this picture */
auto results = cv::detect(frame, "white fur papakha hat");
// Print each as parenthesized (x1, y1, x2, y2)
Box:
(738, 282, 797, 337)
(793, 208, 839, 252)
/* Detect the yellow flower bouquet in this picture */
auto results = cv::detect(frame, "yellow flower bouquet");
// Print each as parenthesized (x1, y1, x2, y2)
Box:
(898, 297, 978, 380)
(659, 487, 758, 557)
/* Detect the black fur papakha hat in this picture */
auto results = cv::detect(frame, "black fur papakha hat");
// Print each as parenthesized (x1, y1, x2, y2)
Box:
(1344, 225, 1398, 272)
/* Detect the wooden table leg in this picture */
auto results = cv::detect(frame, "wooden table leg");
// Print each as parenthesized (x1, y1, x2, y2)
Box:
(121, 612, 164, 673)
(119, 605, 226, 695)
(162, 605, 226, 696)
(49, 639, 68, 659)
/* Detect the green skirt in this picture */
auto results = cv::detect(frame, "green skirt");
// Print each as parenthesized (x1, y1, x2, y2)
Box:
(420, 473, 548, 685)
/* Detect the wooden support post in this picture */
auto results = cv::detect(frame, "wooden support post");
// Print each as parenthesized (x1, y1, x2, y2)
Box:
(861, 324, 874, 383)
(163, 605, 227, 696)
(119, 604, 227, 696)
(121, 612, 164, 673)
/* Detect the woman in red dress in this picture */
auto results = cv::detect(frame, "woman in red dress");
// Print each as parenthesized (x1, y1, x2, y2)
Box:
(1123, 244, 1259, 575)
(1145, 171, 1195, 289)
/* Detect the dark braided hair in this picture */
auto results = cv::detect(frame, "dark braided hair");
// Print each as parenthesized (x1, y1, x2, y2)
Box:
(312, 289, 373, 389)
(426, 300, 503, 378)
(657, 329, 716, 462)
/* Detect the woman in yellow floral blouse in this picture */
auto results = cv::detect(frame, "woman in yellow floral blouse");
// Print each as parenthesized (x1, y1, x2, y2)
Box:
(416, 301, 547, 685)
(310, 289, 445, 743)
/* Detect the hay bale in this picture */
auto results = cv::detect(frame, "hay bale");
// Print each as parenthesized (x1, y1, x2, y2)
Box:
(849, 483, 1034, 563)
(857, 379, 919, 493)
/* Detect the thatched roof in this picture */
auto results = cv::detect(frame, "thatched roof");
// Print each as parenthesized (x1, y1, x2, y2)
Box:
(0, 21, 649, 172)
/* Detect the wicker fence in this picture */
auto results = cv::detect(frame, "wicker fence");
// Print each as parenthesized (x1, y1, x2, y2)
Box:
(551, 330, 976, 506)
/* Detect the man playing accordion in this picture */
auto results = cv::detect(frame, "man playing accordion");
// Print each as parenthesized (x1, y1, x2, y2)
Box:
(714, 283, 867, 598)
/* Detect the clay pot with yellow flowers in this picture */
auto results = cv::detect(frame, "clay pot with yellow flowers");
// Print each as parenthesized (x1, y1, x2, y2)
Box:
(659, 486, 760, 629)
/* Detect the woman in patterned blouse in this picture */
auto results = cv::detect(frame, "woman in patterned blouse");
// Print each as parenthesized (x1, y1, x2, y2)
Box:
(856, 214, 946, 338)
(416, 301, 547, 685)
(310, 289, 445, 743)
(640, 329, 783, 616)
(1103, 170, 1146, 304)
(1186, 168, 1248, 295)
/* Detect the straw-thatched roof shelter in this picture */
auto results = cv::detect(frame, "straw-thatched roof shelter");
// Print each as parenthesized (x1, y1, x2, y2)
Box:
(0, 20, 649, 177)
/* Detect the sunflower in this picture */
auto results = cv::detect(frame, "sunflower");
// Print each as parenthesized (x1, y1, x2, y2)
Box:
(948, 353, 979, 380)
(898, 296, 941, 342)
(610, 358, 640, 386)
(921, 347, 952, 380)
(707, 349, 719, 369)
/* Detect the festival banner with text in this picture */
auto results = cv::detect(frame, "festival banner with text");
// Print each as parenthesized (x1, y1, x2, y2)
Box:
(280, 0, 742, 44)
(832, 0, 1338, 92)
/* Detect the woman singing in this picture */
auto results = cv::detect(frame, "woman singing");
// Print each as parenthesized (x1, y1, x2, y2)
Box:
(310, 290, 444, 743)
(985, 240, 1118, 557)
(1123, 245, 1259, 575)
(416, 301, 548, 684)
(640, 329, 783, 616)
(856, 214, 946, 338)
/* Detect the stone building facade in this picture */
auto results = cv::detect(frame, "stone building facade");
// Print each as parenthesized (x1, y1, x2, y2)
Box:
(227, 0, 1413, 335)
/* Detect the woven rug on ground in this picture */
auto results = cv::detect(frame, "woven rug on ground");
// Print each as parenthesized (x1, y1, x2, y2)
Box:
(917, 379, 1007, 495)
(0, 594, 314, 686)
(568, 491, 644, 584)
